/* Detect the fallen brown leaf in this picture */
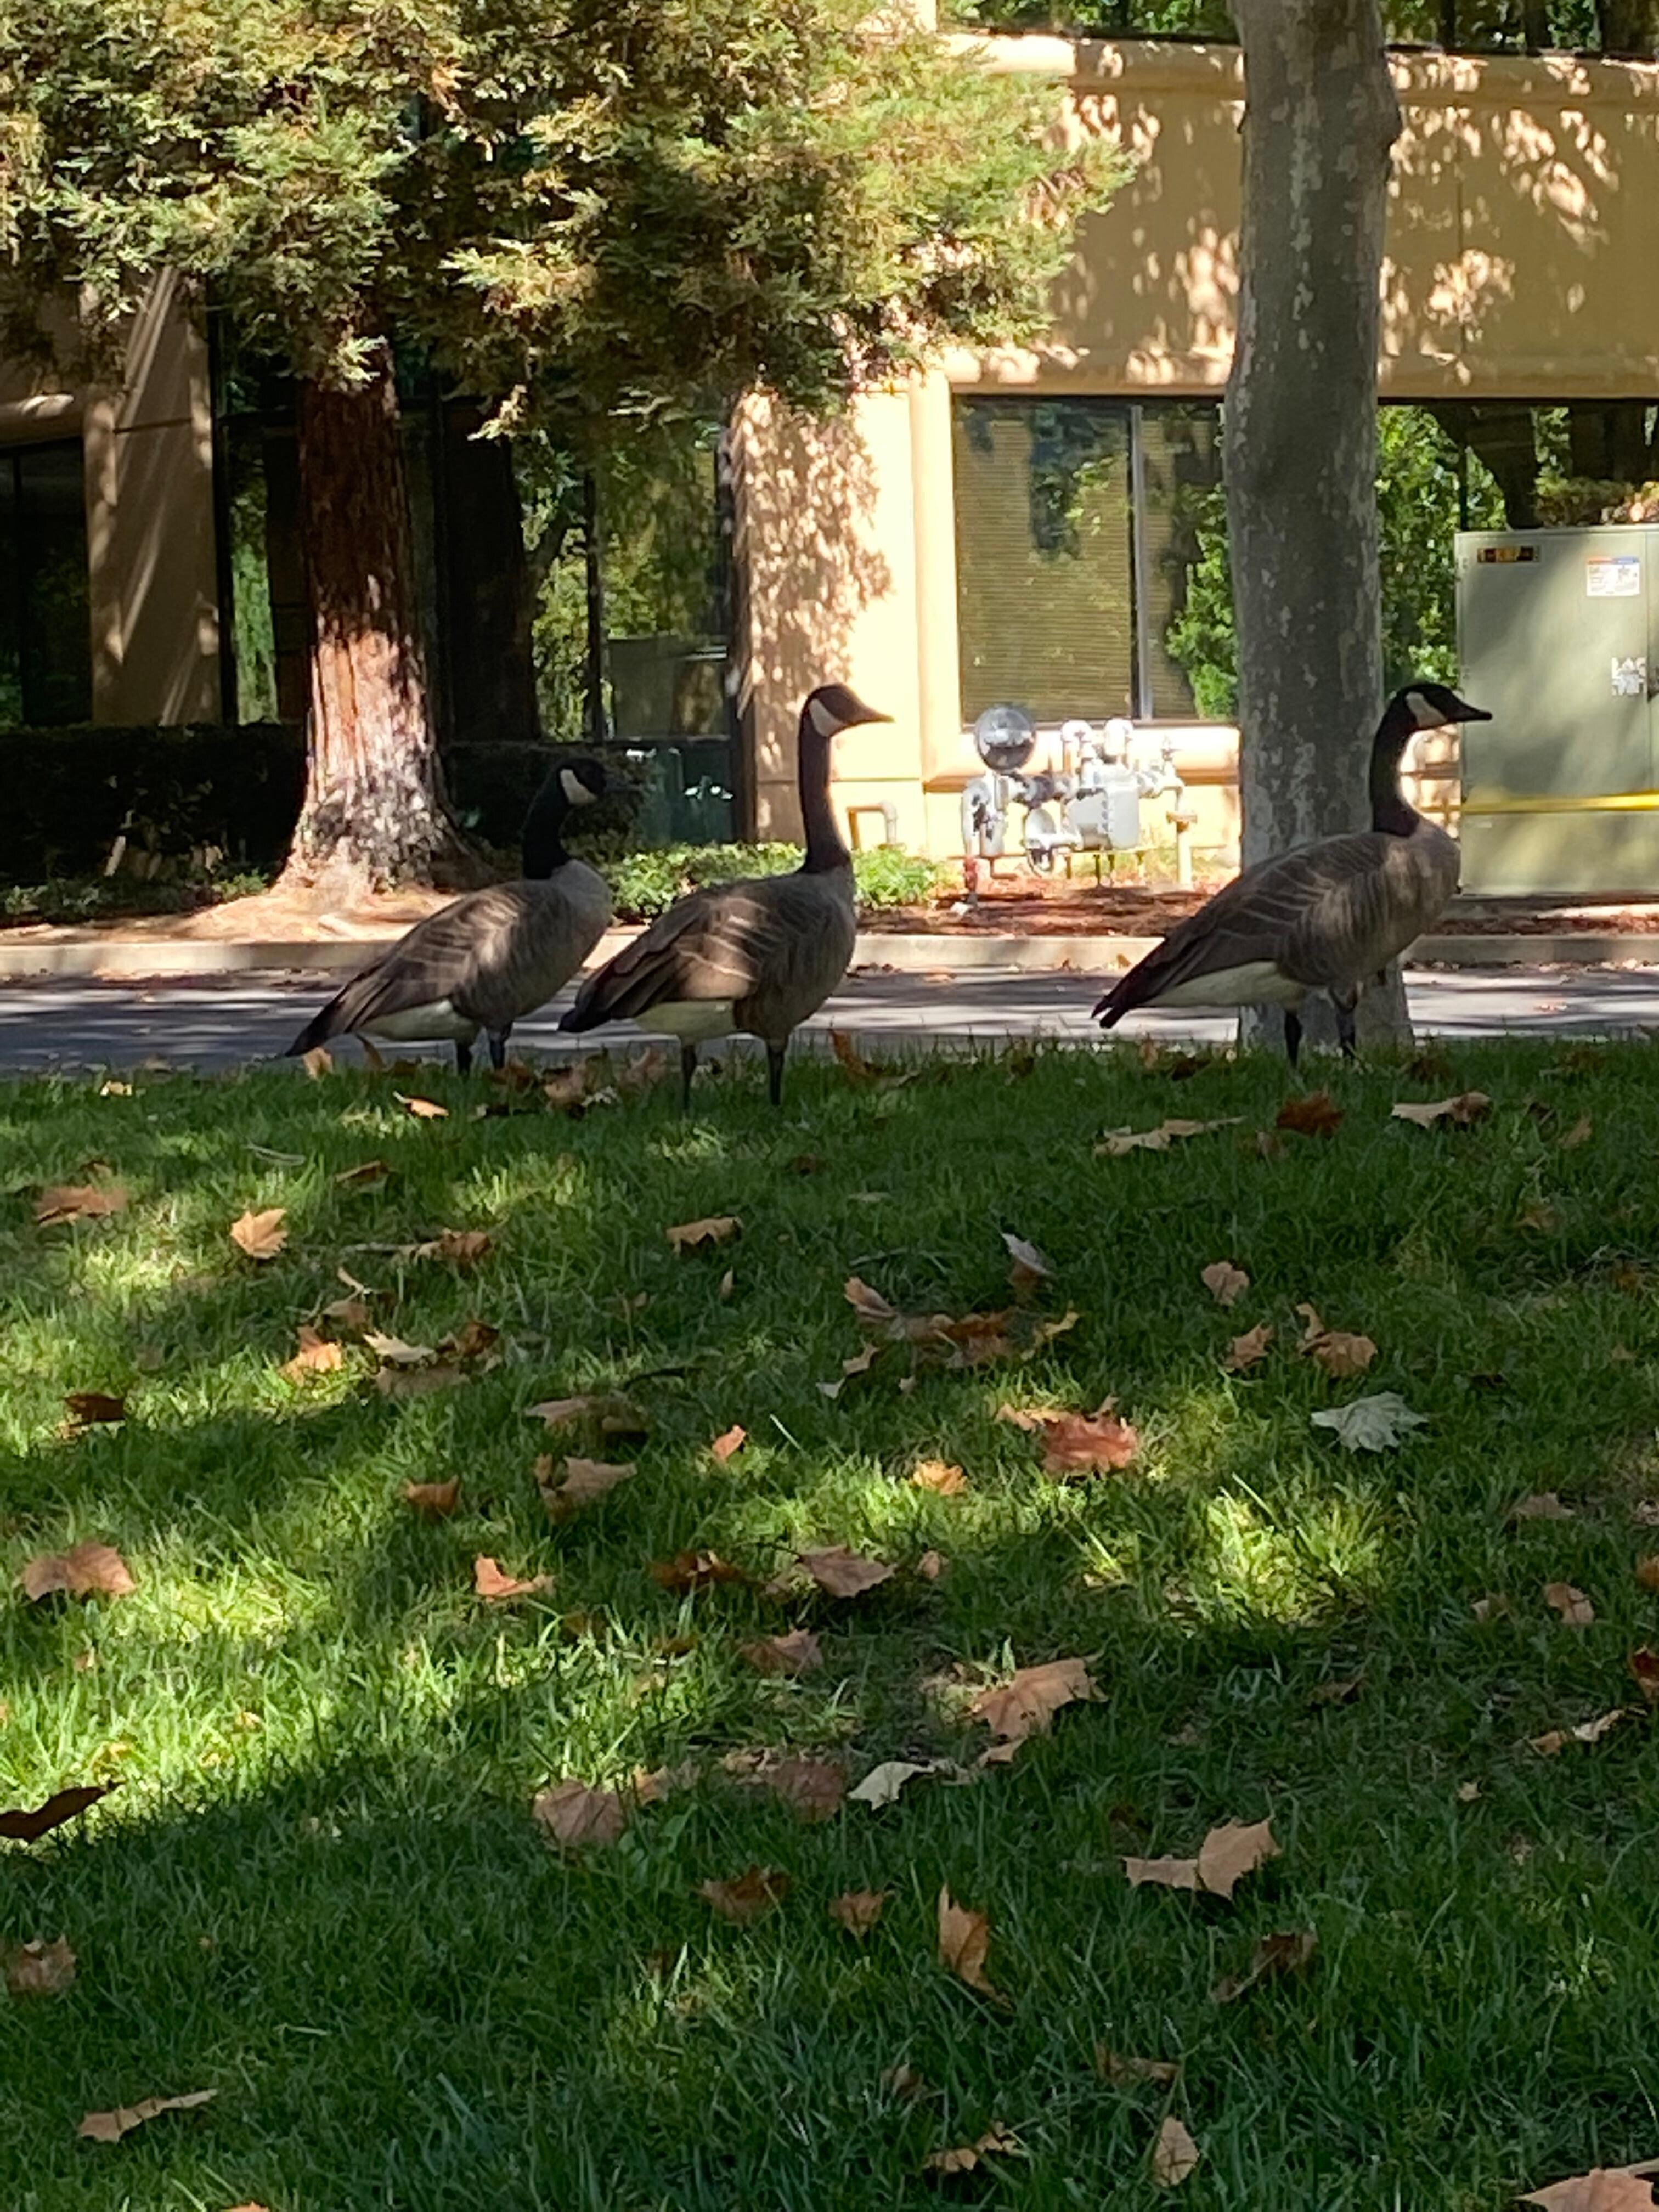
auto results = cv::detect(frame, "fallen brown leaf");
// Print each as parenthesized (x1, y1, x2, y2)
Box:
(1003, 1231, 1052, 1289)
(798, 1546, 895, 1598)
(21, 1541, 135, 1602)
(916, 1549, 947, 1580)
(364, 1331, 436, 1367)
(699, 1865, 790, 1923)
(829, 1888, 888, 1936)
(333, 1159, 392, 1189)
(667, 1215, 741, 1253)
(1017, 1403, 1140, 1477)
(442, 1318, 500, 1363)
(35, 1182, 128, 1227)
(1630, 1646, 1659, 1707)
(710, 1425, 747, 1464)
(394, 1092, 448, 1119)
(758, 1756, 844, 1822)
(1096, 2047, 1181, 2086)
(280, 1328, 343, 1383)
(415, 1228, 494, 1268)
(229, 1207, 287, 1261)
(1125, 1818, 1279, 1901)
(302, 1045, 334, 1078)
(323, 1295, 372, 1330)
(1530, 1709, 1628, 1755)
(538, 1454, 635, 1514)
(1094, 1118, 1239, 1157)
(64, 1391, 126, 1427)
(850, 1759, 941, 1807)
(1276, 1091, 1343, 1138)
(1511, 1492, 1573, 1521)
(1637, 1555, 1659, 1592)
(740, 1629, 822, 1676)
(1296, 1304, 1378, 1379)
(1545, 1580, 1595, 1628)
(532, 1779, 627, 1848)
(1152, 2114, 1201, 2188)
(473, 1556, 554, 1601)
(1471, 1594, 1511, 1623)
(650, 1549, 748, 1593)
(374, 1362, 465, 1400)
(911, 1459, 967, 1496)
(1520, 2163, 1659, 2211)
(403, 1478, 461, 1518)
(1211, 1927, 1317, 2003)
(78, 2089, 217, 2143)
(1559, 1114, 1595, 1150)
(971, 1657, 1095, 1745)
(1201, 1259, 1249, 1307)
(3, 1935, 76, 1997)
(0, 1783, 114, 1842)
(1222, 1323, 1273, 1373)
(923, 2123, 1021, 2174)
(938, 1887, 1001, 1998)
(526, 1392, 646, 1435)
(1308, 1674, 1364, 1706)
(1390, 1091, 1492, 1128)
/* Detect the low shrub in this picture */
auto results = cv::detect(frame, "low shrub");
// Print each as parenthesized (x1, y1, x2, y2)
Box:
(597, 842, 942, 921)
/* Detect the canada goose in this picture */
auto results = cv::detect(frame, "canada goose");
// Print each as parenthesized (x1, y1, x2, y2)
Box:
(1093, 682, 1491, 1064)
(284, 758, 613, 1073)
(560, 683, 891, 1107)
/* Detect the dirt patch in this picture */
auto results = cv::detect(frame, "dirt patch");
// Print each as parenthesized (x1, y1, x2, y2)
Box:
(0, 884, 453, 944)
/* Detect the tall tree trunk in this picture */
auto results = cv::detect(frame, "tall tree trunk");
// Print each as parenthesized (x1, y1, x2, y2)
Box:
(280, 348, 475, 896)
(441, 403, 540, 749)
(1227, 0, 1402, 1049)
(1599, 0, 1659, 55)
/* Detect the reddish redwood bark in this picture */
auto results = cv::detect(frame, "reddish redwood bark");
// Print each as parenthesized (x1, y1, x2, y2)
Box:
(280, 350, 472, 894)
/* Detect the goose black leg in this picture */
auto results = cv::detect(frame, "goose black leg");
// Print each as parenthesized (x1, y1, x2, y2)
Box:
(1333, 994, 1358, 1060)
(487, 1029, 509, 1072)
(1283, 1008, 1302, 1069)
(454, 1037, 474, 1076)
(766, 1041, 787, 1109)
(679, 1041, 698, 1113)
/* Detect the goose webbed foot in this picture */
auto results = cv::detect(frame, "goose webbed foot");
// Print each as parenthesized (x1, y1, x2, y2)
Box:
(679, 1041, 699, 1113)
(1283, 1008, 1302, 1069)
(766, 1041, 787, 1109)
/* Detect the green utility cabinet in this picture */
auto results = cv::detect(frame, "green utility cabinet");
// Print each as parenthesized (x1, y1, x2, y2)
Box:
(1455, 525, 1659, 896)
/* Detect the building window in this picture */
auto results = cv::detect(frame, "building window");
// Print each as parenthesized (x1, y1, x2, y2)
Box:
(0, 439, 92, 727)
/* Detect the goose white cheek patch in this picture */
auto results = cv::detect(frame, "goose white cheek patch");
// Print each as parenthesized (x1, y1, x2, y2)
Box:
(560, 769, 600, 807)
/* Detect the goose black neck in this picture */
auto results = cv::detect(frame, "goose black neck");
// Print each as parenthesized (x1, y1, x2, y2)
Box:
(521, 774, 574, 878)
(1369, 698, 1420, 838)
(798, 712, 850, 873)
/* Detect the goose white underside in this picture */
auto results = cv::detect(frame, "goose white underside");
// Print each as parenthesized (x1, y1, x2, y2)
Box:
(637, 1000, 739, 1042)
(362, 1000, 478, 1045)
(1150, 962, 1306, 1012)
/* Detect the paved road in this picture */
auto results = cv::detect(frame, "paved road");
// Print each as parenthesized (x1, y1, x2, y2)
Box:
(0, 962, 1656, 1073)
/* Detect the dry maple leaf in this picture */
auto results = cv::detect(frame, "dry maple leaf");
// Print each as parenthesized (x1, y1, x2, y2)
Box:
(323, 1294, 372, 1329)
(527, 1392, 645, 1434)
(35, 1182, 128, 1227)
(923, 2124, 1021, 2175)
(740, 1629, 822, 1676)
(4, 1935, 76, 1998)
(710, 1424, 747, 1464)
(1545, 1580, 1595, 1628)
(650, 1549, 748, 1593)
(1211, 1927, 1317, 2003)
(829, 1888, 888, 1937)
(1276, 1091, 1344, 1138)
(473, 1556, 555, 1602)
(229, 1207, 287, 1261)
(1152, 2115, 1201, 2188)
(1632, 1647, 1659, 1707)
(1530, 1709, 1628, 1755)
(1521, 2164, 1659, 2211)
(78, 2089, 217, 2143)
(442, 1318, 500, 1363)
(1390, 1091, 1493, 1128)
(798, 1546, 895, 1598)
(1096, 2047, 1181, 2086)
(1512, 1492, 1574, 1521)
(1311, 1393, 1426, 1451)
(916, 1548, 947, 1579)
(280, 1328, 343, 1383)
(1222, 1323, 1274, 1374)
(850, 1759, 939, 1807)
(403, 1479, 461, 1518)
(1200, 1259, 1249, 1307)
(938, 1887, 1001, 1998)
(539, 1455, 635, 1514)
(0, 1782, 114, 1843)
(1030, 1404, 1141, 1477)
(1637, 1555, 1659, 1592)
(414, 1228, 494, 1267)
(1470, 1594, 1512, 1623)
(64, 1391, 126, 1427)
(911, 1459, 967, 1496)
(1094, 1117, 1239, 1157)
(1003, 1231, 1053, 1287)
(758, 1756, 844, 1822)
(699, 1865, 790, 1923)
(532, 1779, 627, 1848)
(1125, 1818, 1279, 1901)
(667, 1215, 741, 1252)
(1296, 1303, 1378, 1379)
(971, 1657, 1096, 1744)
(393, 1092, 448, 1119)
(21, 1541, 135, 1602)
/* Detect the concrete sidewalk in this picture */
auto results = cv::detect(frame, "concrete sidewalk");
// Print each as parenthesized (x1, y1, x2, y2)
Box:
(1, 961, 1656, 1074)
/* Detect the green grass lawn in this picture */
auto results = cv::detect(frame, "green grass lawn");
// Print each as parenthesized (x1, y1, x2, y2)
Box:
(4, 1038, 1659, 2210)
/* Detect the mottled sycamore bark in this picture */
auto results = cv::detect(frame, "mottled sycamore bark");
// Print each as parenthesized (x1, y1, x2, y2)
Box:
(1227, 0, 1403, 1047)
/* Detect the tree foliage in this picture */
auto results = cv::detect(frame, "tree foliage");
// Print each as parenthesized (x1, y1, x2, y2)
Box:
(0, 0, 1122, 421)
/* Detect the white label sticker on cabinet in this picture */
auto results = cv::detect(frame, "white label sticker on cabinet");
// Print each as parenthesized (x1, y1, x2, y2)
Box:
(1587, 555, 1642, 597)
(1612, 656, 1648, 698)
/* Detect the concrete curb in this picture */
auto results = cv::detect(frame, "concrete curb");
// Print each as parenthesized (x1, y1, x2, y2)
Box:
(0, 924, 1656, 983)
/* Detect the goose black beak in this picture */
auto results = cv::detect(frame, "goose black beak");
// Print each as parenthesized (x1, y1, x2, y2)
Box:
(1452, 701, 1492, 723)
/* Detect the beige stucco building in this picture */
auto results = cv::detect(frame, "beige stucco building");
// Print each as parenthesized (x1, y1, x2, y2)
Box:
(3, 37, 1657, 870)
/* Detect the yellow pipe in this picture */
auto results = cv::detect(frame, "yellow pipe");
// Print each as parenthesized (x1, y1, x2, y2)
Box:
(1462, 790, 1659, 815)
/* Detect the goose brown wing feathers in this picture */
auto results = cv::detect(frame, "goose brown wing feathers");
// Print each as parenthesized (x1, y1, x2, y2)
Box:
(565, 874, 847, 1031)
(288, 887, 533, 1047)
